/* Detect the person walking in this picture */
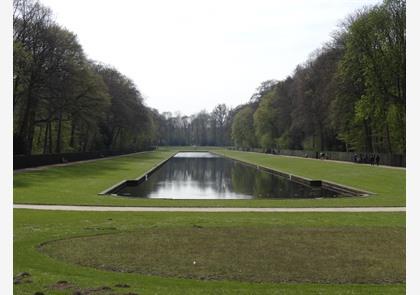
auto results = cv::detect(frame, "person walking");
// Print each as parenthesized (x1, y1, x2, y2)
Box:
(375, 154, 380, 166)
(370, 154, 375, 165)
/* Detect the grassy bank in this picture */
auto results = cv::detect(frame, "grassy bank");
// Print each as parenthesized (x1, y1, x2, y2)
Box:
(13, 147, 405, 207)
(14, 150, 175, 206)
(214, 149, 406, 207)
(14, 209, 405, 295)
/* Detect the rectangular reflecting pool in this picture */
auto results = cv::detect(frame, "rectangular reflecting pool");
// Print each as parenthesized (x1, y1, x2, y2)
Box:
(111, 152, 344, 199)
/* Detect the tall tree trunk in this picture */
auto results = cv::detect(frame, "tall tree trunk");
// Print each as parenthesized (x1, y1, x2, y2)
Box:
(82, 127, 89, 152)
(18, 75, 36, 155)
(43, 121, 49, 154)
(112, 127, 121, 150)
(363, 120, 373, 152)
(55, 110, 63, 153)
(319, 123, 325, 151)
(91, 131, 98, 152)
(385, 123, 393, 154)
(69, 119, 76, 148)
(26, 110, 37, 155)
(48, 121, 53, 154)
(13, 75, 20, 108)
(36, 125, 43, 149)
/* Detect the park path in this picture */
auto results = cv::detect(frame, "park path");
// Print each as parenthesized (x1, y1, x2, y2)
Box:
(13, 204, 406, 212)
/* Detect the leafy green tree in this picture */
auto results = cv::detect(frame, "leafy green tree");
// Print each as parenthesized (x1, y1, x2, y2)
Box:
(334, 0, 405, 153)
(13, 0, 54, 154)
(211, 104, 229, 146)
(253, 78, 296, 150)
(13, 0, 405, 156)
(253, 89, 278, 149)
(231, 106, 257, 148)
(191, 111, 211, 146)
(95, 64, 152, 151)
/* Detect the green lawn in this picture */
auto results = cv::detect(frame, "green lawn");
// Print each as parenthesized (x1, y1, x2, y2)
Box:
(13, 148, 406, 294)
(14, 209, 405, 295)
(13, 147, 405, 207)
(41, 227, 404, 284)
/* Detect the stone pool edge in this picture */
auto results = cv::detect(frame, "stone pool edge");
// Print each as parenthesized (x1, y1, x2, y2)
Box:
(212, 151, 374, 197)
(98, 152, 177, 195)
(98, 150, 374, 198)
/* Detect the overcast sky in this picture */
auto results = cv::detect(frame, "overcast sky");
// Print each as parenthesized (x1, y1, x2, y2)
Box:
(41, 0, 381, 115)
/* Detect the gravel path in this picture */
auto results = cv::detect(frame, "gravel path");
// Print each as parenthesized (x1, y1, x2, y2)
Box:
(13, 204, 406, 212)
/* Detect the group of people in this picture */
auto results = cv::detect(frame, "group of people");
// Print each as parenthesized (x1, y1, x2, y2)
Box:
(353, 153, 380, 165)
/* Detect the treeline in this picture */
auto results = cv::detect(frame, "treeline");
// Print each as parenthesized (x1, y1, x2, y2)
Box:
(154, 82, 276, 147)
(152, 104, 233, 147)
(231, 0, 405, 154)
(140, 0, 405, 154)
(13, 0, 157, 155)
(13, 0, 405, 155)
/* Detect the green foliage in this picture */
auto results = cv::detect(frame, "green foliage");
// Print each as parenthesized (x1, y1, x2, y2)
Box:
(334, 0, 405, 153)
(13, 0, 157, 155)
(151, 104, 232, 147)
(230, 0, 405, 154)
(13, 0, 405, 155)
(253, 90, 277, 149)
(231, 106, 257, 148)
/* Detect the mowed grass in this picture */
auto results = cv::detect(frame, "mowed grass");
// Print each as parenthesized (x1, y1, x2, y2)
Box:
(13, 147, 405, 207)
(41, 227, 405, 284)
(213, 149, 405, 207)
(14, 209, 405, 294)
(14, 150, 175, 206)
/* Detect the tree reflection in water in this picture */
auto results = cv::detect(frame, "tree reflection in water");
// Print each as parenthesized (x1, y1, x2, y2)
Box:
(116, 152, 339, 199)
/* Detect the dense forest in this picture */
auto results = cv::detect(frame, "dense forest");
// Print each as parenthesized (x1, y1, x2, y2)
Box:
(13, 0, 405, 155)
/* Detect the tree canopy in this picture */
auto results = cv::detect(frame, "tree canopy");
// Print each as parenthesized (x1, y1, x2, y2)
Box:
(13, 0, 405, 155)
(230, 0, 405, 154)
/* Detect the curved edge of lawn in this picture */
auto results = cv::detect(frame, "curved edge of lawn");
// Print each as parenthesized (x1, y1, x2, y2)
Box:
(14, 210, 406, 295)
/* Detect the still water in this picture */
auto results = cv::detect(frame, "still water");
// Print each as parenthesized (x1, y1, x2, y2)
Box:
(115, 152, 340, 199)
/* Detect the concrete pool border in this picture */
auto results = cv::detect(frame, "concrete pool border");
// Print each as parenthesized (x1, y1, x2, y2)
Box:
(213, 151, 374, 197)
(98, 150, 374, 198)
(98, 152, 177, 195)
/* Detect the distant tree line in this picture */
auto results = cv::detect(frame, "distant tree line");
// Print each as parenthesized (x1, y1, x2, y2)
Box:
(151, 104, 233, 147)
(13, 0, 405, 155)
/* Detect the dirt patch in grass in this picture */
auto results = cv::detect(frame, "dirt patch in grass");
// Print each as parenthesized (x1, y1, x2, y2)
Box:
(40, 226, 405, 284)
(13, 272, 32, 285)
(48, 280, 130, 294)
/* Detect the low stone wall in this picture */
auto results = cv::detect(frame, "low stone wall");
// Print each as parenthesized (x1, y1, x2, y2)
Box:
(14, 147, 156, 170)
(230, 147, 405, 167)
